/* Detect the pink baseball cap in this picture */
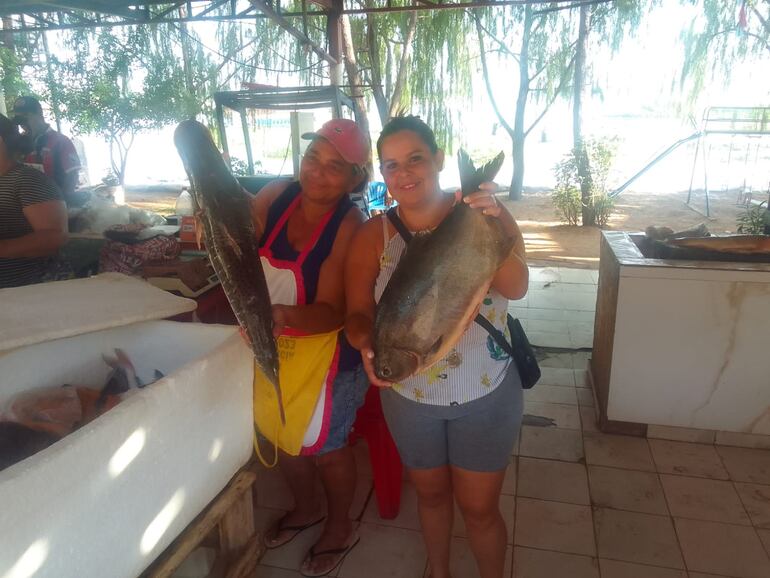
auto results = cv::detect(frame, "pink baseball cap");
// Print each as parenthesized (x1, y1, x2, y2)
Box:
(302, 118, 370, 166)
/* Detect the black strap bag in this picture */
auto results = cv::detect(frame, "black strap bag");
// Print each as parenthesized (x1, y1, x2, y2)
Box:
(385, 208, 540, 389)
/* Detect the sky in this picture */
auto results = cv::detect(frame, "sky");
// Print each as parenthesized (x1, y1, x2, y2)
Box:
(33, 1, 770, 194)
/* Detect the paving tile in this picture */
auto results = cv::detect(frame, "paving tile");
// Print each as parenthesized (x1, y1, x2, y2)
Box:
(572, 351, 591, 369)
(559, 268, 597, 284)
(587, 466, 668, 515)
(436, 538, 511, 578)
(528, 331, 573, 349)
(649, 439, 729, 480)
(577, 387, 595, 407)
(555, 281, 598, 294)
(524, 384, 578, 405)
(453, 494, 516, 544)
(584, 433, 655, 472)
(528, 291, 564, 310)
(538, 367, 577, 387)
(675, 518, 770, 578)
(659, 474, 750, 525)
(529, 267, 561, 283)
(564, 310, 597, 324)
(501, 456, 517, 496)
(509, 305, 530, 319)
(735, 482, 770, 528)
(561, 292, 597, 312)
(536, 351, 573, 368)
(527, 318, 570, 334)
(337, 523, 426, 578)
(514, 497, 595, 556)
(362, 481, 421, 530)
(647, 425, 716, 445)
(517, 457, 590, 505)
(566, 320, 596, 334)
(569, 331, 594, 349)
(580, 405, 599, 432)
(260, 518, 326, 572)
(715, 431, 770, 450)
(594, 508, 684, 569)
(517, 307, 565, 321)
(574, 368, 589, 387)
(518, 426, 584, 462)
(523, 401, 581, 430)
(598, 559, 687, 578)
(716, 446, 770, 484)
(513, 547, 599, 578)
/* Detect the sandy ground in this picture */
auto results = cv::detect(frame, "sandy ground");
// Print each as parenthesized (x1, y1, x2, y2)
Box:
(126, 185, 756, 269)
(503, 186, 753, 269)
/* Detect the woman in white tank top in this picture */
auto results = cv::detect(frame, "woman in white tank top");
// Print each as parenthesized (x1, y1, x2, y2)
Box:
(345, 116, 528, 578)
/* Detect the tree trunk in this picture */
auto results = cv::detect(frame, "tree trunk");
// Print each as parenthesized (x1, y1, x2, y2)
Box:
(510, 5, 533, 201)
(366, 13, 389, 124)
(340, 14, 373, 173)
(388, 12, 418, 118)
(573, 4, 595, 227)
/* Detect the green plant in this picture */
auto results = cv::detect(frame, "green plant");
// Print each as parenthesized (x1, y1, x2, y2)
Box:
(551, 137, 617, 226)
(736, 200, 768, 234)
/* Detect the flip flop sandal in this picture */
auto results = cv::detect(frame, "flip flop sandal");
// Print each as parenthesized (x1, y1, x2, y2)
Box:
(299, 533, 361, 577)
(264, 514, 325, 549)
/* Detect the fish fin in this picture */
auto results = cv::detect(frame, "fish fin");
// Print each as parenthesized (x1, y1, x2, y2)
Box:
(153, 370, 165, 382)
(458, 149, 505, 197)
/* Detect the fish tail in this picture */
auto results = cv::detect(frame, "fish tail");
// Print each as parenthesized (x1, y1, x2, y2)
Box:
(458, 149, 505, 197)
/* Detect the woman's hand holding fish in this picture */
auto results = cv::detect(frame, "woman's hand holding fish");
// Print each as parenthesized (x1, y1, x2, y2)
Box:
(361, 345, 394, 388)
(457, 182, 501, 217)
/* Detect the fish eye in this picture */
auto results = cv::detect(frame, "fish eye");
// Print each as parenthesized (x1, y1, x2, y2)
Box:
(381, 366, 392, 378)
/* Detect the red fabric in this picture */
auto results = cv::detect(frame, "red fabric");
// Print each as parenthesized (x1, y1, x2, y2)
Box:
(23, 127, 81, 184)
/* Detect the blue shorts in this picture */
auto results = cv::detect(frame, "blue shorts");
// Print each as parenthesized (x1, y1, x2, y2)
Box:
(316, 364, 369, 455)
(380, 366, 523, 471)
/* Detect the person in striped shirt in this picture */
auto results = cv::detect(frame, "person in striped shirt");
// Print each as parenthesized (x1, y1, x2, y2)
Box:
(0, 114, 68, 289)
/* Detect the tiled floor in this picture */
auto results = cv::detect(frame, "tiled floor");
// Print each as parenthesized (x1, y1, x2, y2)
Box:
(509, 266, 598, 349)
(251, 349, 770, 578)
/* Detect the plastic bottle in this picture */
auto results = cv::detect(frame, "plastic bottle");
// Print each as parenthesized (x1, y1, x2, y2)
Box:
(175, 189, 194, 216)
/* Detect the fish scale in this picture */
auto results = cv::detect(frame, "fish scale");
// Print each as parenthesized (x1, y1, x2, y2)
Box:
(373, 149, 513, 383)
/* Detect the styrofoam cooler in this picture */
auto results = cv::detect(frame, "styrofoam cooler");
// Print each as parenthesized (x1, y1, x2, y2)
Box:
(0, 273, 254, 578)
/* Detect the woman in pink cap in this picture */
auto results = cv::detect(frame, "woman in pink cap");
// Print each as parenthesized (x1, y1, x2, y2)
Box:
(250, 118, 369, 576)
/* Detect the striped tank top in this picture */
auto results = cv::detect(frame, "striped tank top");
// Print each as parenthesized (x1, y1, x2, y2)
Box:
(374, 213, 512, 406)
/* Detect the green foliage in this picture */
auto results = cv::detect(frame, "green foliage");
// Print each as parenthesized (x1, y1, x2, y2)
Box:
(736, 200, 768, 234)
(552, 137, 618, 226)
(679, 0, 770, 110)
(0, 46, 30, 108)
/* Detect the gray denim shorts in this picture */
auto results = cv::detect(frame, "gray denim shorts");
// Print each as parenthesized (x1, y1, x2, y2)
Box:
(380, 366, 523, 472)
(316, 364, 370, 455)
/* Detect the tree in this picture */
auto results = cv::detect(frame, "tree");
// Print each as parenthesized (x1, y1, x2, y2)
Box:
(680, 0, 770, 104)
(55, 26, 201, 185)
(474, 5, 575, 200)
(570, 0, 645, 226)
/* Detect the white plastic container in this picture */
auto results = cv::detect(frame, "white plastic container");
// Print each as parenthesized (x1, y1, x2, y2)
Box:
(0, 274, 254, 578)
